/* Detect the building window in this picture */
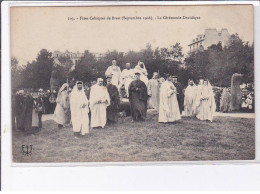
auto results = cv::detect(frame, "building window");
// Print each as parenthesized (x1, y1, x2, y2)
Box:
(218, 33, 221, 36)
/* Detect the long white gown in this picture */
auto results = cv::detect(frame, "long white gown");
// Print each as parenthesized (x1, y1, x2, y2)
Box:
(184, 85, 197, 117)
(54, 84, 69, 125)
(119, 68, 135, 97)
(89, 84, 110, 128)
(147, 78, 160, 110)
(105, 65, 121, 88)
(195, 84, 216, 122)
(70, 86, 90, 135)
(159, 80, 181, 122)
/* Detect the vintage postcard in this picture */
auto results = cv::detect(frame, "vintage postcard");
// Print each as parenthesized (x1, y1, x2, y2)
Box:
(10, 5, 254, 163)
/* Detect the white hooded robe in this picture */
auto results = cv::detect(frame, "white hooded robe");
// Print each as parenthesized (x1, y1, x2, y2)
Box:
(184, 85, 197, 117)
(89, 84, 110, 128)
(159, 80, 181, 122)
(70, 86, 90, 135)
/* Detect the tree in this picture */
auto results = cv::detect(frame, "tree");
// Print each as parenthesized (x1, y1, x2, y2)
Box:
(71, 50, 98, 83)
(184, 34, 254, 87)
(20, 49, 54, 89)
(160, 43, 185, 78)
(54, 56, 74, 83)
(11, 57, 23, 90)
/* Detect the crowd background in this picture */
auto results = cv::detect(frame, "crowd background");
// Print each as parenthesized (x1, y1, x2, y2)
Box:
(11, 33, 255, 132)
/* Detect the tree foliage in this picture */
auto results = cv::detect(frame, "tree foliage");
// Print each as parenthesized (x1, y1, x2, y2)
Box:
(184, 34, 254, 87)
(20, 49, 54, 89)
(12, 34, 254, 90)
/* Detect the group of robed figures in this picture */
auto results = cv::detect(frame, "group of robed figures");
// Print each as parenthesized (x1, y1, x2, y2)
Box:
(52, 59, 216, 138)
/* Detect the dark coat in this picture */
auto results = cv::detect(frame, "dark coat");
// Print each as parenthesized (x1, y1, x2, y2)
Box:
(106, 84, 120, 122)
(128, 79, 148, 120)
(174, 81, 184, 113)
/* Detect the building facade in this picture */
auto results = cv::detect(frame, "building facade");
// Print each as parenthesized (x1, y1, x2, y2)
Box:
(188, 28, 230, 52)
(53, 50, 104, 65)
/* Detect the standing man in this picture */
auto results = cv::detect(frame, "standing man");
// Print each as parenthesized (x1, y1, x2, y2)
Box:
(106, 75, 120, 125)
(184, 79, 197, 117)
(105, 59, 121, 88)
(15, 90, 26, 131)
(147, 72, 160, 110)
(172, 76, 184, 115)
(119, 63, 135, 97)
(89, 78, 110, 128)
(159, 75, 181, 123)
(37, 89, 44, 130)
(128, 71, 148, 121)
(49, 90, 57, 114)
(70, 81, 90, 138)
(23, 92, 34, 134)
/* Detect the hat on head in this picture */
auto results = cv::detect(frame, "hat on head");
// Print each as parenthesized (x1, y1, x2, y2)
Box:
(106, 74, 113, 79)
(172, 75, 177, 78)
(77, 81, 83, 85)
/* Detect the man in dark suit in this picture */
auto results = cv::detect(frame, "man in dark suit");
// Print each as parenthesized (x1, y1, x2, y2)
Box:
(172, 76, 184, 115)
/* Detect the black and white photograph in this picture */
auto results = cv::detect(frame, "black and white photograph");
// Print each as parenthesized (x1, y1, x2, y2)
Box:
(10, 5, 255, 163)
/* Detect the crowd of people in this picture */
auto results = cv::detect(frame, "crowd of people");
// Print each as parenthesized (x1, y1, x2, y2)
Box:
(212, 83, 254, 113)
(12, 59, 254, 136)
(12, 89, 58, 134)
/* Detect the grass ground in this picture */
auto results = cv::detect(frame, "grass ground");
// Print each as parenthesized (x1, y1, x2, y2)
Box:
(12, 112, 255, 163)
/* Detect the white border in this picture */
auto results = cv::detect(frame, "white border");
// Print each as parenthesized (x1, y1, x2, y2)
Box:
(2, 1, 260, 190)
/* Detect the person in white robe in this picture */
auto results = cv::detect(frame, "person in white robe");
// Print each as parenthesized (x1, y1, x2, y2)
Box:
(147, 72, 160, 110)
(159, 77, 165, 86)
(194, 79, 216, 122)
(184, 79, 197, 117)
(220, 88, 231, 113)
(134, 61, 149, 86)
(70, 81, 90, 138)
(159, 75, 181, 123)
(119, 63, 135, 97)
(193, 79, 204, 115)
(89, 78, 110, 128)
(105, 59, 121, 88)
(53, 83, 69, 128)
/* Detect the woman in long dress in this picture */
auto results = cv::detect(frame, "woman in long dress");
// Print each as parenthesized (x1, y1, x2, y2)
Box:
(195, 80, 216, 122)
(53, 83, 69, 128)
(159, 75, 181, 123)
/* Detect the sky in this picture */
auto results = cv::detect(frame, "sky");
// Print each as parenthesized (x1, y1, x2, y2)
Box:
(11, 5, 254, 65)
